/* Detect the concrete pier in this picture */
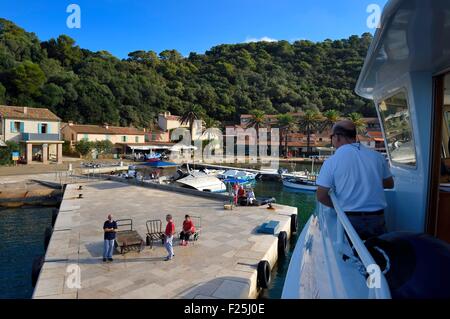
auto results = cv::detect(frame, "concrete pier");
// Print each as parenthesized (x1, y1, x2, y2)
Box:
(33, 180, 297, 299)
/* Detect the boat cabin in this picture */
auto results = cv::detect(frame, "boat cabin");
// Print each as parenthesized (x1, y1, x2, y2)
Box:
(282, 0, 450, 300)
(356, 0, 450, 244)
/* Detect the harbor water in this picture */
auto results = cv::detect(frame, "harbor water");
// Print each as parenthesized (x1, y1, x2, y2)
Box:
(254, 181, 316, 299)
(0, 207, 53, 299)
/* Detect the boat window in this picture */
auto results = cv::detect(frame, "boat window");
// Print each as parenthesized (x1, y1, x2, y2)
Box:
(378, 91, 416, 166)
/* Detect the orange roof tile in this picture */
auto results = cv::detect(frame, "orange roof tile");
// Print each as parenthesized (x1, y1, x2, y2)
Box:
(0, 105, 60, 121)
(66, 124, 145, 135)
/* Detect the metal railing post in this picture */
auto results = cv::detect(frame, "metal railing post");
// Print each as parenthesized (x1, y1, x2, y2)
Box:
(328, 192, 391, 299)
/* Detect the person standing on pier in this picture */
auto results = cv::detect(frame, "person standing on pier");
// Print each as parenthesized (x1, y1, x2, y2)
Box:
(164, 214, 175, 261)
(103, 214, 117, 262)
(233, 183, 239, 205)
(316, 120, 395, 240)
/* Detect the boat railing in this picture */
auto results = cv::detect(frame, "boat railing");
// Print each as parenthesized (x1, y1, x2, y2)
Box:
(328, 191, 392, 299)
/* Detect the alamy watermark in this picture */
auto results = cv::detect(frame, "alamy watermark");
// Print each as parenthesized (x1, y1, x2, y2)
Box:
(169, 120, 280, 169)
(66, 4, 81, 29)
(366, 263, 382, 289)
(66, 264, 81, 289)
(366, 4, 381, 29)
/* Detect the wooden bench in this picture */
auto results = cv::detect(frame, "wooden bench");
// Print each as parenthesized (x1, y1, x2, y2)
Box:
(114, 219, 145, 254)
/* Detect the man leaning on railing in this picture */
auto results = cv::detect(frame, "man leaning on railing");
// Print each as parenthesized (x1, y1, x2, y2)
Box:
(316, 120, 395, 240)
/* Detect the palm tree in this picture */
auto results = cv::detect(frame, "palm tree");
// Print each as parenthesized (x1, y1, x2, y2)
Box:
(322, 109, 341, 128)
(202, 117, 221, 141)
(180, 104, 204, 139)
(277, 114, 297, 158)
(246, 110, 267, 154)
(298, 110, 323, 155)
(348, 112, 367, 135)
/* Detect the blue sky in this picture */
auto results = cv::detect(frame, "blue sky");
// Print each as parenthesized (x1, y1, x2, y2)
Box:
(1, 0, 388, 58)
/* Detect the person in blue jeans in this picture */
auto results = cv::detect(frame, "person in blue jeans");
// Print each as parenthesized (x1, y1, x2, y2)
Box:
(103, 214, 117, 262)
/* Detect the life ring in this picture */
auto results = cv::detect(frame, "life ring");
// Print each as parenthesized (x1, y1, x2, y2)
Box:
(290, 214, 298, 234)
(44, 227, 53, 249)
(31, 255, 44, 287)
(257, 260, 271, 289)
(278, 231, 288, 258)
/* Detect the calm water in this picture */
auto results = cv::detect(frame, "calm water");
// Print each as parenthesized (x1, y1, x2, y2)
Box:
(254, 181, 317, 299)
(0, 207, 53, 299)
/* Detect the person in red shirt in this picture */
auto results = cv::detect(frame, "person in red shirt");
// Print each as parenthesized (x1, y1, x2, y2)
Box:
(237, 185, 246, 205)
(233, 183, 239, 205)
(164, 214, 175, 261)
(180, 215, 196, 246)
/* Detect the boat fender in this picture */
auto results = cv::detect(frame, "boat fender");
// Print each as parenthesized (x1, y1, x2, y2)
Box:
(31, 255, 44, 287)
(44, 227, 53, 249)
(290, 214, 298, 234)
(278, 231, 288, 258)
(257, 260, 271, 289)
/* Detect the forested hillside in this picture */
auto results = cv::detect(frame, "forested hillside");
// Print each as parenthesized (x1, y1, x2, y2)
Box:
(0, 18, 374, 128)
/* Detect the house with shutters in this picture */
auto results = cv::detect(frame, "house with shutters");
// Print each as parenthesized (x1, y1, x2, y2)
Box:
(0, 105, 63, 164)
(60, 122, 146, 155)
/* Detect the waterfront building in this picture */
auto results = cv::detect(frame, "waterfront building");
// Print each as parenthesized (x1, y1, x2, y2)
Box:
(61, 122, 145, 155)
(0, 105, 63, 164)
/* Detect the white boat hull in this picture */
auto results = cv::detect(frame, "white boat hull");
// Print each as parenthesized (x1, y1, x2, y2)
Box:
(176, 175, 226, 193)
(282, 179, 318, 191)
(282, 206, 382, 299)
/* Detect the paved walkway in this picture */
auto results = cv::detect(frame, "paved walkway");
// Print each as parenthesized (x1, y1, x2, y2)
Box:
(33, 180, 296, 299)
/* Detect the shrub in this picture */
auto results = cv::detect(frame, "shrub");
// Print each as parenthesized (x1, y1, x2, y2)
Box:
(0, 141, 20, 166)
(75, 139, 94, 157)
(94, 140, 114, 155)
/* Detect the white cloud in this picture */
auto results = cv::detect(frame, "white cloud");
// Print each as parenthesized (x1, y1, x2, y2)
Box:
(245, 36, 278, 43)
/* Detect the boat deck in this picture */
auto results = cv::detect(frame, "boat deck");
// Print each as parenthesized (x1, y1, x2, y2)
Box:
(33, 180, 297, 299)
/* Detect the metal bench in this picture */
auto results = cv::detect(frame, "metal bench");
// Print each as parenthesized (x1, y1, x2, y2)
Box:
(114, 219, 145, 254)
(146, 219, 165, 248)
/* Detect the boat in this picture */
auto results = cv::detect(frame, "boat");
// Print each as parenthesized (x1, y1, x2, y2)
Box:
(282, 177, 317, 192)
(282, 0, 450, 299)
(256, 168, 287, 181)
(217, 169, 257, 181)
(175, 173, 227, 193)
(137, 161, 178, 168)
(192, 168, 226, 177)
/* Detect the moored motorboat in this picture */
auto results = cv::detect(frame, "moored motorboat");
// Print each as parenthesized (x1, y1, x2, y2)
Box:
(218, 169, 257, 181)
(282, 178, 317, 192)
(175, 171, 227, 193)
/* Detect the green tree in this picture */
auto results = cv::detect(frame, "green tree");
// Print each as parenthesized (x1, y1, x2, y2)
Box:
(0, 18, 376, 128)
(348, 112, 366, 134)
(298, 110, 323, 155)
(0, 141, 20, 165)
(0, 83, 6, 104)
(247, 109, 267, 154)
(322, 109, 341, 131)
(10, 60, 46, 95)
(277, 114, 297, 157)
(180, 104, 204, 140)
(75, 139, 94, 157)
(94, 140, 114, 155)
(202, 117, 221, 141)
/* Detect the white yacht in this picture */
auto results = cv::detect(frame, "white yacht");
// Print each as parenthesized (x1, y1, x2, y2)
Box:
(175, 166, 227, 193)
(282, 0, 450, 299)
(175, 174, 227, 193)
